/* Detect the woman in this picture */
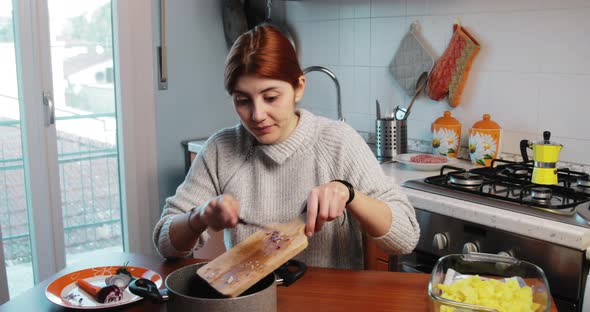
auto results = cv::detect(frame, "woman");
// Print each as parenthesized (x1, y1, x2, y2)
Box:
(153, 25, 420, 269)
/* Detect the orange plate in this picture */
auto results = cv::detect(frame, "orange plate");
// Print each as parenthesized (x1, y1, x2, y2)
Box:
(45, 266, 162, 309)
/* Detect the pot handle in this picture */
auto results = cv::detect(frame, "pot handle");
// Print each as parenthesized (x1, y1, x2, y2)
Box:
(274, 259, 307, 287)
(129, 278, 169, 304)
(520, 140, 531, 163)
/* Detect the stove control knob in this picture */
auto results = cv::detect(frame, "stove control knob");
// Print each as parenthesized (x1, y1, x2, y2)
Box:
(497, 251, 513, 258)
(432, 233, 448, 251)
(495, 251, 514, 271)
(462, 242, 479, 254)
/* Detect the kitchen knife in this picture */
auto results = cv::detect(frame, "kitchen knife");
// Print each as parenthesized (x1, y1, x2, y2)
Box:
(376, 99, 382, 120)
(238, 217, 275, 232)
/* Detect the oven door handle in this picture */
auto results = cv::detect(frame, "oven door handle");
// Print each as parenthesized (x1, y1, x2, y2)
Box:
(398, 262, 433, 274)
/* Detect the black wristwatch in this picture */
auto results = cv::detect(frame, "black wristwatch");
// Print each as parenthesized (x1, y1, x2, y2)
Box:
(332, 179, 355, 205)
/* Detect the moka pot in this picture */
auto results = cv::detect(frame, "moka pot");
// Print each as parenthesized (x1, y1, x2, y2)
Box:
(520, 131, 563, 185)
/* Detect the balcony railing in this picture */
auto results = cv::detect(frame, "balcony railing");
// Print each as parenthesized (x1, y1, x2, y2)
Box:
(1, 112, 122, 265)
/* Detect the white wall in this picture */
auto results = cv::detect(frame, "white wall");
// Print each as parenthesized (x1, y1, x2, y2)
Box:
(154, 0, 238, 206)
(280, 0, 590, 165)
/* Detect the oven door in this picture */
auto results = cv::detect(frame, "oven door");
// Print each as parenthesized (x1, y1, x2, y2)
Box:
(404, 207, 587, 312)
(392, 252, 437, 274)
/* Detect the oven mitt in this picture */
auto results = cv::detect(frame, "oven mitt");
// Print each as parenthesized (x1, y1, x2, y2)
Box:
(427, 22, 480, 107)
(390, 21, 435, 97)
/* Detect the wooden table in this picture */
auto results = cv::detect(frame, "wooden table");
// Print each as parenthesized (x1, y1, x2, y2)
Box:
(0, 251, 557, 311)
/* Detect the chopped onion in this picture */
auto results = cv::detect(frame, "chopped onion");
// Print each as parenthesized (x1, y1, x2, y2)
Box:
(105, 273, 132, 290)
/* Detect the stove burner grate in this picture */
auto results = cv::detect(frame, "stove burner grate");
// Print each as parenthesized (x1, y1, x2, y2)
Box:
(577, 176, 590, 188)
(530, 187, 553, 200)
(448, 172, 484, 187)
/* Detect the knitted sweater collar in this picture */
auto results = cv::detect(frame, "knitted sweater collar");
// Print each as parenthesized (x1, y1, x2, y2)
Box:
(253, 108, 317, 165)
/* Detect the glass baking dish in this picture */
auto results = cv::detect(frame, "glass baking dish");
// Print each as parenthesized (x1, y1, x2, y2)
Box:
(428, 253, 551, 312)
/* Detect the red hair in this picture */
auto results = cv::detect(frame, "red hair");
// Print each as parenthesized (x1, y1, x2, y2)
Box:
(224, 24, 303, 94)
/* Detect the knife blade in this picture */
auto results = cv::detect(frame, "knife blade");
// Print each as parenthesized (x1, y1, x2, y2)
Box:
(238, 217, 275, 232)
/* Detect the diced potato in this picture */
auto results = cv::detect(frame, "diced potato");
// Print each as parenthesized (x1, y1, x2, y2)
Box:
(436, 276, 541, 312)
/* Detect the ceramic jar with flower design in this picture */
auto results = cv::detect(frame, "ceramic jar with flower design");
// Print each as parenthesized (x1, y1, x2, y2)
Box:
(469, 114, 502, 167)
(432, 111, 461, 158)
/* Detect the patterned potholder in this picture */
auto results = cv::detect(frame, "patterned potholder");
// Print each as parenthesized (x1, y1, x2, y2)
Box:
(426, 22, 480, 107)
(390, 21, 435, 97)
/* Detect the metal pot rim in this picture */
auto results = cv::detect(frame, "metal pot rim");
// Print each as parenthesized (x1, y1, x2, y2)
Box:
(164, 262, 276, 301)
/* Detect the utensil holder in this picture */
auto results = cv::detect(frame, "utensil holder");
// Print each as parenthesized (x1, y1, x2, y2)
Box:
(376, 118, 407, 158)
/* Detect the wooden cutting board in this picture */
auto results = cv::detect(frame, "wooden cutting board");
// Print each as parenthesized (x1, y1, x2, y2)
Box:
(196, 216, 308, 297)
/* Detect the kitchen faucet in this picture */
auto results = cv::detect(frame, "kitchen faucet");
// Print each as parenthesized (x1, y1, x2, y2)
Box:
(302, 66, 343, 121)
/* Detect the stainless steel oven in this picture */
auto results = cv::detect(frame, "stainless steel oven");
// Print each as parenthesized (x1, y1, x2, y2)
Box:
(395, 159, 590, 312)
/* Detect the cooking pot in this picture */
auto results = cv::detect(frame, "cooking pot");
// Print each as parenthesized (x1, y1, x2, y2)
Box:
(129, 260, 306, 312)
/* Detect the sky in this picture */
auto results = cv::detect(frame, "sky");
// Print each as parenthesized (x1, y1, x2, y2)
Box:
(0, 0, 110, 18)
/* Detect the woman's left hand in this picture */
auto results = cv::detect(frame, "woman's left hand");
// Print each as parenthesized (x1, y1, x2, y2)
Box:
(304, 181, 349, 237)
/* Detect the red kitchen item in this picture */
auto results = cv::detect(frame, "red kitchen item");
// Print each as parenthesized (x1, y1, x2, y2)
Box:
(427, 21, 480, 107)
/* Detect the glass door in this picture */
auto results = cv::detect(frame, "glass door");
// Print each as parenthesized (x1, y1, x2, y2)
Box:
(0, 0, 124, 299)
(0, 0, 38, 299)
(46, 0, 123, 265)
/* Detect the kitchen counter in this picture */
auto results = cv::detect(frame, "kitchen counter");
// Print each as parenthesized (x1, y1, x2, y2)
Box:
(0, 251, 501, 312)
(383, 160, 590, 255)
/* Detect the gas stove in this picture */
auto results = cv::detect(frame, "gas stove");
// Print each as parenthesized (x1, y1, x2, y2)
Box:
(402, 159, 590, 228)
(397, 159, 590, 311)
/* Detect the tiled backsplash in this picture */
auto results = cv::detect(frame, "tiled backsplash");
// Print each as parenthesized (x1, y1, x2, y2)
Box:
(279, 0, 590, 165)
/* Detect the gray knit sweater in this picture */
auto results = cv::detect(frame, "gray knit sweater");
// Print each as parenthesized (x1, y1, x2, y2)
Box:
(153, 109, 420, 269)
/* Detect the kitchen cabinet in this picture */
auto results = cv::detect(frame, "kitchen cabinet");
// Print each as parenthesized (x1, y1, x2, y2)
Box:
(181, 139, 206, 172)
(363, 237, 392, 271)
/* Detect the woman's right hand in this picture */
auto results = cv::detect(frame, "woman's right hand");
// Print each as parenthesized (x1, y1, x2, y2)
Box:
(196, 194, 240, 231)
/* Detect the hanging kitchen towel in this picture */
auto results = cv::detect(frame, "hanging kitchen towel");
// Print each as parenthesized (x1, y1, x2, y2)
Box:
(427, 21, 480, 107)
(390, 21, 435, 97)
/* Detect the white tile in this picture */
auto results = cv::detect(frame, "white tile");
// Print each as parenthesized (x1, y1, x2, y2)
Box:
(354, 66, 372, 116)
(534, 0, 590, 10)
(483, 72, 540, 134)
(551, 136, 590, 165)
(426, 0, 517, 15)
(536, 8, 590, 74)
(405, 15, 453, 57)
(335, 66, 356, 116)
(370, 17, 406, 67)
(354, 19, 371, 66)
(345, 113, 373, 133)
(300, 64, 342, 120)
(339, 19, 354, 65)
(426, 0, 590, 15)
(538, 74, 590, 140)
(285, 1, 340, 22)
(500, 129, 537, 156)
(457, 12, 542, 73)
(407, 119, 433, 142)
(370, 67, 406, 120)
(295, 20, 340, 66)
(406, 0, 429, 16)
(370, 0, 406, 18)
(313, 106, 340, 121)
(339, 0, 371, 18)
(402, 96, 447, 126)
(354, 0, 371, 18)
(339, 0, 356, 19)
